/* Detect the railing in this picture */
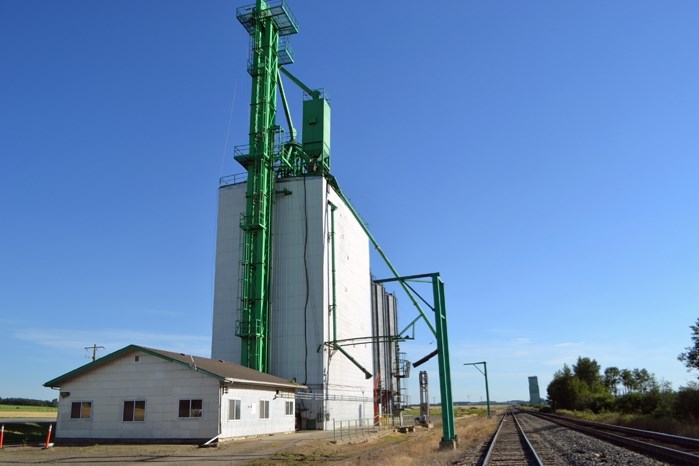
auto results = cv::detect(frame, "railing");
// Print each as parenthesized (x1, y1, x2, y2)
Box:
(332, 415, 413, 443)
(236, 0, 299, 37)
(332, 418, 376, 443)
(220, 173, 248, 186)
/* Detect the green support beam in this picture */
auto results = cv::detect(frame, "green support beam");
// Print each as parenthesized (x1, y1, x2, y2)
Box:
(329, 178, 437, 337)
(374, 272, 458, 449)
(234, 0, 298, 372)
(464, 361, 491, 418)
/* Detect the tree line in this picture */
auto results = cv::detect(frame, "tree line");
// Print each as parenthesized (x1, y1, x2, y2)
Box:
(546, 318, 699, 421)
(0, 397, 58, 407)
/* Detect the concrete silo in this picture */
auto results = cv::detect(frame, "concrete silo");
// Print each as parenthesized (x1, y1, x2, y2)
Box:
(212, 175, 375, 428)
(209, 0, 399, 430)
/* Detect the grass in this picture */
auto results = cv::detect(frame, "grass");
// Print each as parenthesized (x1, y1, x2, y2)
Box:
(247, 408, 503, 466)
(402, 405, 487, 421)
(372, 410, 500, 466)
(0, 421, 55, 446)
(0, 405, 57, 421)
(266, 447, 351, 464)
(0, 404, 57, 413)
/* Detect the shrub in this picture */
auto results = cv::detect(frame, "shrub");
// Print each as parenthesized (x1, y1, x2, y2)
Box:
(674, 384, 699, 421)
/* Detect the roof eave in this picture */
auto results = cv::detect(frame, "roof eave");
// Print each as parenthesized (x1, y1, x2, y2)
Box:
(225, 378, 307, 390)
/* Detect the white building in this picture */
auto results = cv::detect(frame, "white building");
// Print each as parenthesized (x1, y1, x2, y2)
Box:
(211, 176, 375, 429)
(44, 345, 303, 443)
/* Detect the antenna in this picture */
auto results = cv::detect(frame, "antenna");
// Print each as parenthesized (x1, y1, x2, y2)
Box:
(84, 344, 105, 361)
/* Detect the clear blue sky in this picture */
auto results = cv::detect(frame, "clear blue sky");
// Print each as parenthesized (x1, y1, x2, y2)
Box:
(2, 0, 698, 404)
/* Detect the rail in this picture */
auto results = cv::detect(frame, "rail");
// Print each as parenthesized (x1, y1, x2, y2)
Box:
(482, 410, 543, 465)
(522, 408, 699, 464)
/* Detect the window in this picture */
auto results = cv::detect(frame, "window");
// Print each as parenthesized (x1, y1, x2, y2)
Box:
(228, 399, 241, 420)
(285, 401, 294, 416)
(123, 400, 146, 422)
(70, 401, 92, 419)
(259, 400, 269, 419)
(179, 399, 203, 418)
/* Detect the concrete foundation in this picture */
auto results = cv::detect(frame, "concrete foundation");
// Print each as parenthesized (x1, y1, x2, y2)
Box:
(439, 438, 459, 450)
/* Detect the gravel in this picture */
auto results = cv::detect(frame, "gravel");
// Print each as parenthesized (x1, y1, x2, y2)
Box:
(513, 413, 674, 466)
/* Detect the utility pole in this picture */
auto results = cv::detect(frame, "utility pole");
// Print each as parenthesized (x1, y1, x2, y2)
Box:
(464, 361, 491, 418)
(84, 344, 104, 362)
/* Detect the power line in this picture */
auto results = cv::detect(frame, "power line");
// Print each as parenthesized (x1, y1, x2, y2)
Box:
(84, 344, 105, 362)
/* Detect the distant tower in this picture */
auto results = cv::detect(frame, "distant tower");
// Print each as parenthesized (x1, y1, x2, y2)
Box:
(528, 376, 541, 404)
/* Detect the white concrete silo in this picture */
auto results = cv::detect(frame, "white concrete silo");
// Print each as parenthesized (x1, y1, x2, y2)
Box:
(211, 175, 375, 429)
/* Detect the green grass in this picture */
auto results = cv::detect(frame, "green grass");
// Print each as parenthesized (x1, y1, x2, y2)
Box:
(454, 406, 487, 417)
(401, 405, 487, 420)
(0, 404, 57, 413)
(0, 422, 55, 445)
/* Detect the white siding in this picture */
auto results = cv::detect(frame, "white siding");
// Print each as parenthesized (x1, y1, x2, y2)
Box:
(211, 182, 247, 362)
(323, 184, 373, 425)
(211, 177, 374, 429)
(220, 385, 295, 438)
(55, 351, 296, 441)
(268, 177, 326, 386)
(56, 351, 219, 441)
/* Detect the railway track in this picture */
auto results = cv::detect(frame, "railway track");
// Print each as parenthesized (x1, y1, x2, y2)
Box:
(481, 409, 558, 465)
(522, 408, 699, 465)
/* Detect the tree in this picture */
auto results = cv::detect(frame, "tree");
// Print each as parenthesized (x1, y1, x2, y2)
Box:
(604, 366, 621, 396)
(621, 368, 635, 394)
(547, 358, 612, 412)
(674, 381, 699, 420)
(573, 356, 603, 389)
(547, 364, 576, 410)
(632, 368, 655, 393)
(678, 318, 699, 377)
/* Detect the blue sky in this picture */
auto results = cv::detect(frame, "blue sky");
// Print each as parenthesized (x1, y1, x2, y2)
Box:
(2, 0, 698, 404)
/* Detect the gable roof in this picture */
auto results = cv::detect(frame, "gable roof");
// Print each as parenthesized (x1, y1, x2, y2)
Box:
(44, 344, 304, 390)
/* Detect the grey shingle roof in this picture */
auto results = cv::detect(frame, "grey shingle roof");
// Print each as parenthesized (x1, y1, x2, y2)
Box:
(44, 344, 305, 390)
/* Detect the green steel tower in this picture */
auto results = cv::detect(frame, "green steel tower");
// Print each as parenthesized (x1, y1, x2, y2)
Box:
(234, 0, 299, 372)
(233, 0, 332, 373)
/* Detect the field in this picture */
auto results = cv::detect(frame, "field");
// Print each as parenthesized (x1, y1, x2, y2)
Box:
(0, 404, 57, 419)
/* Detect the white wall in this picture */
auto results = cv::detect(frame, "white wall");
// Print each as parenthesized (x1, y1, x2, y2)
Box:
(323, 183, 374, 425)
(55, 351, 294, 441)
(211, 177, 375, 428)
(56, 351, 220, 441)
(211, 182, 247, 363)
(220, 385, 295, 438)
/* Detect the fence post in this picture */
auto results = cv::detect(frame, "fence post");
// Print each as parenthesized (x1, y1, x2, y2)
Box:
(43, 424, 53, 449)
(333, 419, 336, 443)
(1, 424, 4, 449)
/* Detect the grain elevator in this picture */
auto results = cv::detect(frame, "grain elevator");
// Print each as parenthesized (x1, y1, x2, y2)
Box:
(209, 0, 401, 430)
